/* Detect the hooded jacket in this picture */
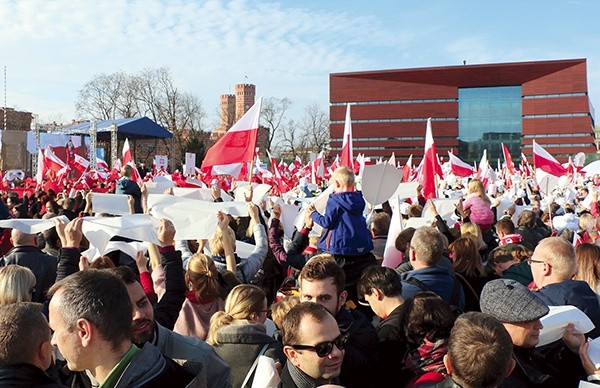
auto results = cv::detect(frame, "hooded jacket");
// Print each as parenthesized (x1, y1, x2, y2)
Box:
(115, 177, 142, 214)
(311, 191, 373, 256)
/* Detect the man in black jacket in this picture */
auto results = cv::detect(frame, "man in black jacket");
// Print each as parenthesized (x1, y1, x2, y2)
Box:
(1, 228, 57, 303)
(0, 302, 65, 387)
(299, 254, 379, 388)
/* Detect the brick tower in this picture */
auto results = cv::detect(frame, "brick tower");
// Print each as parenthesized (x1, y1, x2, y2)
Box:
(219, 94, 236, 131)
(235, 84, 256, 121)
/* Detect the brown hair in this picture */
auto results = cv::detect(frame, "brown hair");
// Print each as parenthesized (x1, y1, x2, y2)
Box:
(575, 243, 600, 292)
(401, 291, 455, 345)
(447, 312, 513, 388)
(449, 237, 485, 278)
(186, 252, 221, 301)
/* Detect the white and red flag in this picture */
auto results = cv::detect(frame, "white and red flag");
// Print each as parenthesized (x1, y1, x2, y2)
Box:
(340, 103, 354, 168)
(420, 118, 441, 200)
(122, 138, 141, 182)
(447, 151, 475, 177)
(201, 97, 262, 179)
(44, 145, 68, 173)
(72, 154, 90, 173)
(532, 140, 567, 176)
(402, 155, 413, 182)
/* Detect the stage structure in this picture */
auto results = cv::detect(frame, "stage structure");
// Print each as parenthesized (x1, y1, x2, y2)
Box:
(53, 117, 173, 169)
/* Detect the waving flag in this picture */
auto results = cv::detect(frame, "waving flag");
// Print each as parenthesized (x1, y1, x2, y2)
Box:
(501, 143, 516, 175)
(533, 140, 567, 176)
(447, 152, 475, 177)
(36, 148, 46, 185)
(201, 97, 262, 179)
(420, 118, 441, 200)
(72, 154, 90, 173)
(44, 145, 68, 173)
(122, 138, 141, 182)
(340, 104, 354, 168)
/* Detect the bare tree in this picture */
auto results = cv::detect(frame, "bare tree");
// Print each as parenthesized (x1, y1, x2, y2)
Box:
(76, 67, 209, 167)
(276, 103, 330, 161)
(261, 97, 291, 151)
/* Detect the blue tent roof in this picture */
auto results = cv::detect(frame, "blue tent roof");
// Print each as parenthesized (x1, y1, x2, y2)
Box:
(57, 117, 173, 139)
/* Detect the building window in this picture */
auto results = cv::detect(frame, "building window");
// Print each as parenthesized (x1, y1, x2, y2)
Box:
(458, 86, 522, 165)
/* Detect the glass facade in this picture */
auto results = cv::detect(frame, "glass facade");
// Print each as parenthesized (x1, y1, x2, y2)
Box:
(458, 86, 522, 165)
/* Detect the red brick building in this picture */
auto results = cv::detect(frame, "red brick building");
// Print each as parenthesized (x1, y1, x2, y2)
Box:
(329, 59, 597, 164)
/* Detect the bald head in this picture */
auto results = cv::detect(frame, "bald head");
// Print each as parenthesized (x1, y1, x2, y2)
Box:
(10, 229, 37, 247)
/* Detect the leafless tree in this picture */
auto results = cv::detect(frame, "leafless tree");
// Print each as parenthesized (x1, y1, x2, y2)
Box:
(261, 97, 291, 151)
(276, 103, 330, 161)
(75, 68, 209, 167)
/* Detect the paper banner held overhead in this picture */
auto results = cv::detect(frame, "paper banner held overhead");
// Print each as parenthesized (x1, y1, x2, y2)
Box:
(361, 163, 403, 206)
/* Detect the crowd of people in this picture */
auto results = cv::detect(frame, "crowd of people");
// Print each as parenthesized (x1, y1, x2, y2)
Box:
(2, 160, 600, 388)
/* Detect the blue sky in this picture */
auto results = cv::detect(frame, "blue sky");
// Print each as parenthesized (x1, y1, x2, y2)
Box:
(2, 0, 600, 131)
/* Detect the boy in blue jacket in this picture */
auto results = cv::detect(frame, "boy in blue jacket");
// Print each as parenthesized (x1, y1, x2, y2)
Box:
(308, 166, 376, 309)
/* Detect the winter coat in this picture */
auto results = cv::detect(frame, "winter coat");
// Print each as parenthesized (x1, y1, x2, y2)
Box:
(212, 321, 285, 388)
(115, 177, 142, 213)
(311, 191, 373, 256)
(462, 193, 494, 228)
(0, 363, 66, 387)
(1, 245, 57, 303)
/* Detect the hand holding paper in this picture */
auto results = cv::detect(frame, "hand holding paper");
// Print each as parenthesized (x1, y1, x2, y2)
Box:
(157, 219, 176, 247)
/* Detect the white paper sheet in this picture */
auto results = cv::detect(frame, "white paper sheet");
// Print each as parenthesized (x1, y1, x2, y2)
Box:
(391, 181, 420, 200)
(586, 337, 600, 369)
(361, 163, 404, 206)
(81, 241, 148, 262)
(234, 183, 272, 206)
(537, 305, 595, 347)
(81, 215, 161, 256)
(144, 181, 176, 194)
(0, 215, 70, 234)
(91, 193, 131, 215)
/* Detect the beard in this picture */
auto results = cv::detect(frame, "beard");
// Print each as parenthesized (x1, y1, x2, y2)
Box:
(131, 318, 156, 345)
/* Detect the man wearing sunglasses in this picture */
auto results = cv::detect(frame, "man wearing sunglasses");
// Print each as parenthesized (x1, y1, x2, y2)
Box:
(280, 302, 346, 387)
(298, 254, 379, 388)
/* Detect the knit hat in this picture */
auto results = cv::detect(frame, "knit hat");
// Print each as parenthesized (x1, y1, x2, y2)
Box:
(480, 279, 549, 323)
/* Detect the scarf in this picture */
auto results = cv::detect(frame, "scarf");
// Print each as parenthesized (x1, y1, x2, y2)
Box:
(405, 338, 448, 375)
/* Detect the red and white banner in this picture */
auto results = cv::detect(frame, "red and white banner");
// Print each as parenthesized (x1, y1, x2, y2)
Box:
(447, 151, 475, 177)
(340, 103, 353, 168)
(201, 97, 262, 179)
(533, 140, 567, 176)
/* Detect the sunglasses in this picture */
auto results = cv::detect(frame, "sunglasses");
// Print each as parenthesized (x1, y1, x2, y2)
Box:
(290, 332, 349, 357)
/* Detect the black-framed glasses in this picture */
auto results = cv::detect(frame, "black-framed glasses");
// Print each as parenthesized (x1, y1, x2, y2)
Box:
(290, 332, 349, 357)
(527, 258, 545, 266)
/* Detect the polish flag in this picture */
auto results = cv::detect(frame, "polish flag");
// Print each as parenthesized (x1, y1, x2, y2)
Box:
(340, 104, 353, 168)
(475, 149, 490, 188)
(533, 140, 567, 176)
(122, 138, 141, 182)
(72, 154, 90, 173)
(388, 152, 396, 167)
(289, 155, 302, 173)
(44, 145, 68, 173)
(201, 97, 262, 179)
(447, 152, 475, 177)
(421, 118, 440, 200)
(97, 158, 110, 172)
(573, 232, 583, 247)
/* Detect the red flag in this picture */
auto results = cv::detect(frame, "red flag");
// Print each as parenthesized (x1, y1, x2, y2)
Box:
(447, 151, 475, 177)
(44, 145, 68, 173)
(340, 104, 353, 168)
(122, 138, 141, 182)
(402, 155, 413, 182)
(533, 140, 567, 176)
(501, 143, 516, 175)
(573, 232, 583, 247)
(201, 98, 262, 179)
(421, 118, 439, 200)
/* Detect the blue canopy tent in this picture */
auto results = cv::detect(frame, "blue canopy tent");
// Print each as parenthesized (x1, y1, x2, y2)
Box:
(53, 117, 173, 168)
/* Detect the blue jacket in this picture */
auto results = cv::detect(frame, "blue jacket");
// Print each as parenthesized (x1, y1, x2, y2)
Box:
(115, 177, 143, 213)
(535, 280, 600, 338)
(399, 266, 466, 311)
(311, 191, 373, 256)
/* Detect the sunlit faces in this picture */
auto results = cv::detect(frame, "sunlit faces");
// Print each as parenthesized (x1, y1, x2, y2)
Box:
(48, 289, 87, 371)
(299, 277, 346, 316)
(286, 314, 344, 382)
(125, 282, 156, 345)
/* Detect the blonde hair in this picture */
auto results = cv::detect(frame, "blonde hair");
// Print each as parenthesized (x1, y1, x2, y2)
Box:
(209, 225, 236, 257)
(206, 284, 266, 345)
(0, 265, 36, 306)
(460, 222, 487, 251)
(467, 179, 491, 206)
(579, 213, 597, 232)
(186, 252, 221, 301)
(270, 295, 300, 330)
(332, 166, 355, 187)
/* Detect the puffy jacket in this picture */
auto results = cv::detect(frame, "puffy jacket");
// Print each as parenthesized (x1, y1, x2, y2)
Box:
(311, 191, 373, 256)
